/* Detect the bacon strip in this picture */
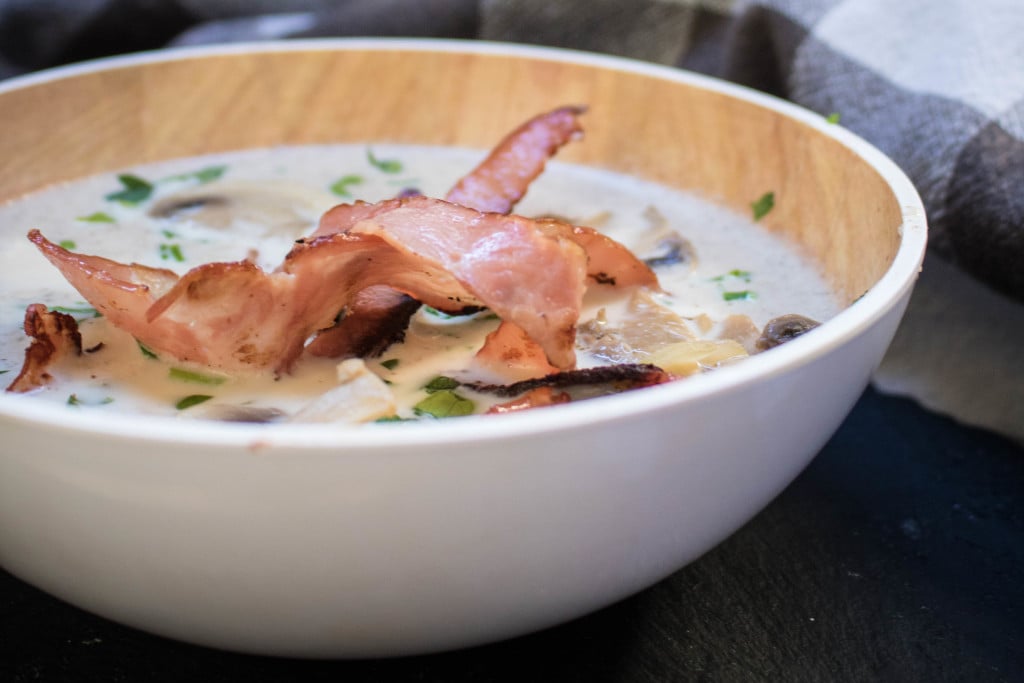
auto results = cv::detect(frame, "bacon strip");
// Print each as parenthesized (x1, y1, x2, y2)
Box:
(444, 105, 586, 215)
(6, 304, 82, 393)
(27, 196, 592, 373)
(306, 107, 587, 360)
(305, 287, 422, 359)
(470, 320, 559, 383)
(465, 363, 673, 398)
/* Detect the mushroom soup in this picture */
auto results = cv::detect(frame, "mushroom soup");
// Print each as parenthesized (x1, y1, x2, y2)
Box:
(0, 143, 840, 423)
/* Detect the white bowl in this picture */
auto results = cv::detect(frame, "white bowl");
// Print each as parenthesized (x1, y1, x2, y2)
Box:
(0, 39, 926, 657)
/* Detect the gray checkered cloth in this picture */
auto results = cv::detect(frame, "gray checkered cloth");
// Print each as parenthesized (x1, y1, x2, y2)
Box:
(1, 0, 1021, 300)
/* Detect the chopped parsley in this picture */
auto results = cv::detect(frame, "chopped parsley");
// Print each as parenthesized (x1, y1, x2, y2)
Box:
(51, 305, 100, 319)
(711, 269, 752, 283)
(413, 389, 475, 418)
(77, 211, 115, 223)
(329, 174, 364, 197)
(367, 148, 403, 174)
(751, 192, 775, 221)
(380, 358, 400, 370)
(58, 240, 77, 250)
(422, 306, 455, 319)
(162, 165, 228, 185)
(159, 243, 185, 262)
(105, 174, 154, 205)
(137, 340, 158, 359)
(826, 112, 841, 124)
(161, 229, 178, 239)
(67, 394, 114, 406)
(168, 367, 228, 385)
(723, 290, 757, 301)
(424, 376, 460, 393)
(175, 394, 213, 410)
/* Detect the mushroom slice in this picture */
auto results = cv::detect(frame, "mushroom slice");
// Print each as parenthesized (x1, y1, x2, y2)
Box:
(756, 314, 821, 351)
(289, 359, 396, 424)
(635, 206, 697, 272)
(577, 289, 694, 364)
(150, 180, 332, 238)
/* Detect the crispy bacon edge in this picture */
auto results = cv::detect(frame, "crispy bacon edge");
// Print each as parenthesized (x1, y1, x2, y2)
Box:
(6, 304, 82, 393)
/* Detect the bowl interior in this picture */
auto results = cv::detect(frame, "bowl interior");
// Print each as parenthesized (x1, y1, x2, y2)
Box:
(0, 42, 904, 307)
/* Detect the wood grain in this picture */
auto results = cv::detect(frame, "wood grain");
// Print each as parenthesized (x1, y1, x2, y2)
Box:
(0, 47, 903, 303)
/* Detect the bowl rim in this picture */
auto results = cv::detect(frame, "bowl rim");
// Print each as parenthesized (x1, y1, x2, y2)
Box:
(0, 38, 928, 451)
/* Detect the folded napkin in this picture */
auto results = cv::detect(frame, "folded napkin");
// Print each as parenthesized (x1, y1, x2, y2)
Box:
(1, 0, 1021, 439)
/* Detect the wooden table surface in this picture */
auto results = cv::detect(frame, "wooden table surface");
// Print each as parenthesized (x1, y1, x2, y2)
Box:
(2, 387, 1021, 682)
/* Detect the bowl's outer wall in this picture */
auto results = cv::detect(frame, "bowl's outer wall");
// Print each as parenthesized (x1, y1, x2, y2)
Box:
(0, 43, 921, 657)
(0, 290, 909, 657)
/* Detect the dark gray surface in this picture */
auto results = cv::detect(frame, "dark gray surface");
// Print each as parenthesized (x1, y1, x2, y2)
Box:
(2, 388, 1021, 682)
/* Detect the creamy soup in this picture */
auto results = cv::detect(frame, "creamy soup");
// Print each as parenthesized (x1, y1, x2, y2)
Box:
(0, 144, 840, 422)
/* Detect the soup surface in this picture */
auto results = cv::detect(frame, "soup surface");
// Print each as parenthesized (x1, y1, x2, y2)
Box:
(0, 144, 840, 422)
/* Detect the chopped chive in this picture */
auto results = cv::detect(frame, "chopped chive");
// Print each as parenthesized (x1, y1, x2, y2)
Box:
(176, 394, 213, 410)
(51, 305, 100, 319)
(329, 174, 364, 197)
(723, 290, 757, 301)
(58, 240, 77, 250)
(169, 367, 228, 385)
(380, 358, 400, 370)
(0, 370, 8, 375)
(159, 243, 185, 262)
(77, 211, 115, 223)
(137, 340, 158, 359)
(751, 192, 775, 221)
(105, 174, 153, 205)
(66, 394, 112, 406)
(711, 269, 752, 283)
(367, 148, 403, 174)
(422, 306, 455, 319)
(413, 389, 475, 418)
(424, 376, 460, 393)
(163, 165, 227, 184)
(826, 112, 841, 124)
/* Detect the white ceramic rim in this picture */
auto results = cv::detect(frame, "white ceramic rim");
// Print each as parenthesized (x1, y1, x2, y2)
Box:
(0, 38, 928, 450)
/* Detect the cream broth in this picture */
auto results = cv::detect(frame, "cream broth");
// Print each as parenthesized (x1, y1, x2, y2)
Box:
(0, 144, 840, 422)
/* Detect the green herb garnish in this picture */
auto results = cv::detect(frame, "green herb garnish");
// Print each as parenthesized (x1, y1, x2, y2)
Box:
(826, 112, 841, 124)
(159, 243, 185, 262)
(380, 358, 400, 370)
(413, 389, 475, 418)
(169, 367, 228, 385)
(137, 340, 158, 359)
(163, 165, 227, 185)
(422, 306, 455, 319)
(367, 148, 403, 174)
(375, 415, 416, 423)
(77, 212, 115, 223)
(175, 394, 213, 410)
(723, 290, 757, 301)
(67, 394, 113, 406)
(424, 376, 460, 393)
(51, 305, 100, 319)
(751, 192, 775, 221)
(329, 174, 364, 197)
(58, 240, 77, 250)
(161, 229, 178, 239)
(711, 269, 752, 283)
(105, 174, 154, 205)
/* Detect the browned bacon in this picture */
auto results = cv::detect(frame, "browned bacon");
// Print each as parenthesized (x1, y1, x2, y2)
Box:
(29, 229, 481, 374)
(347, 196, 587, 370)
(305, 287, 422, 359)
(6, 304, 82, 393)
(470, 320, 559, 383)
(465, 363, 673, 398)
(486, 386, 571, 414)
(307, 106, 592, 364)
(445, 105, 586, 215)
